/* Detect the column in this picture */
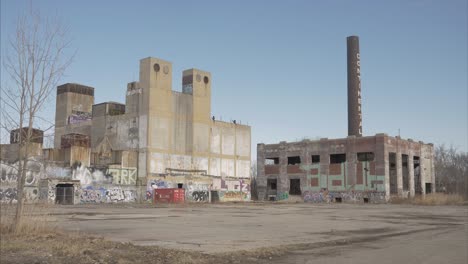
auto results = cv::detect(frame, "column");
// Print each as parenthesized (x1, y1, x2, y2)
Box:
(408, 154, 415, 198)
(396, 152, 403, 197)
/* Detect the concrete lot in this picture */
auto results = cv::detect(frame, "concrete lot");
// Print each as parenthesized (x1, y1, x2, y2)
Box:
(50, 203, 467, 263)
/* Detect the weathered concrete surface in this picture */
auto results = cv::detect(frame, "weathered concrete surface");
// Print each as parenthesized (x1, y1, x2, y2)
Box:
(49, 203, 467, 263)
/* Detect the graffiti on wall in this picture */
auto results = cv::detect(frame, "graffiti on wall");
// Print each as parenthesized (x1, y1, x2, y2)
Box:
(186, 183, 209, 202)
(107, 167, 137, 185)
(72, 164, 111, 185)
(146, 179, 175, 199)
(191, 191, 209, 202)
(1, 160, 44, 186)
(80, 186, 137, 203)
(80, 186, 105, 203)
(219, 191, 250, 201)
(72, 164, 137, 186)
(277, 192, 289, 201)
(303, 189, 386, 203)
(0, 188, 17, 203)
(68, 110, 92, 124)
(0, 187, 39, 203)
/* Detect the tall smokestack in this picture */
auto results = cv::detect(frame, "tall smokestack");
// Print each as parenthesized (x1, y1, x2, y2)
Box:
(347, 36, 362, 137)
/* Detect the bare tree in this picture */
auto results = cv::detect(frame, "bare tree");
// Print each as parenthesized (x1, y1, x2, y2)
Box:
(250, 160, 258, 200)
(434, 145, 468, 200)
(1, 7, 73, 231)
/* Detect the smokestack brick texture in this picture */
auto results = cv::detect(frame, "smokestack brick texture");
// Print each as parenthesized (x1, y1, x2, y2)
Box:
(347, 36, 362, 137)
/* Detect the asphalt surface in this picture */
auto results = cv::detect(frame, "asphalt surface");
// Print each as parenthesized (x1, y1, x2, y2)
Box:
(49, 203, 467, 263)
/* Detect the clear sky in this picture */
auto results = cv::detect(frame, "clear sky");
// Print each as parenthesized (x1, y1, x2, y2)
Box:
(1, 0, 467, 155)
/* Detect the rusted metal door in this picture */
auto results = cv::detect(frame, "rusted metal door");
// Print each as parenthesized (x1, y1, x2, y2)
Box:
(56, 184, 74, 205)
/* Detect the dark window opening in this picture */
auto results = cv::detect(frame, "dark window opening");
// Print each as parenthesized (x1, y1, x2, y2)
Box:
(425, 183, 432, 194)
(289, 179, 301, 195)
(402, 155, 409, 191)
(389, 152, 396, 169)
(357, 152, 374, 162)
(363, 197, 369, 203)
(288, 156, 301, 165)
(389, 152, 397, 194)
(312, 155, 320, 164)
(267, 179, 277, 190)
(178, 183, 183, 188)
(265, 157, 279, 165)
(335, 197, 342, 203)
(56, 184, 74, 205)
(330, 154, 346, 164)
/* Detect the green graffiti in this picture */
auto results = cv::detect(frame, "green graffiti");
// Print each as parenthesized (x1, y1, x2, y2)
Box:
(277, 192, 289, 200)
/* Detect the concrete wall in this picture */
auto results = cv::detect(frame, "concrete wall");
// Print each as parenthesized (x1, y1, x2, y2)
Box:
(54, 84, 94, 148)
(146, 175, 251, 202)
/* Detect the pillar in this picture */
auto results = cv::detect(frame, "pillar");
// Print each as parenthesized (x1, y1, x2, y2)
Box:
(396, 152, 403, 197)
(408, 154, 415, 198)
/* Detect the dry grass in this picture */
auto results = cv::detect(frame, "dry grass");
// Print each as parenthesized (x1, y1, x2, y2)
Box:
(0, 204, 55, 235)
(390, 193, 465, 206)
(0, 204, 272, 263)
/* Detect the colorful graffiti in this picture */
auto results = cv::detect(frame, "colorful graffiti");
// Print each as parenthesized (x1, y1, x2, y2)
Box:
(219, 191, 250, 202)
(146, 179, 175, 200)
(277, 192, 289, 200)
(303, 189, 385, 203)
(80, 186, 137, 203)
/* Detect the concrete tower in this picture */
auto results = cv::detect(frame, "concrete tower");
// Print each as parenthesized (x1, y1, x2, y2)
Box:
(54, 83, 94, 148)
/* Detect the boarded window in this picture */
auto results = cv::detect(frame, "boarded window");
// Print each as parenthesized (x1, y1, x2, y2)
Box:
(289, 179, 301, 195)
(265, 157, 279, 165)
(288, 156, 301, 165)
(330, 154, 346, 164)
(312, 155, 320, 163)
(357, 152, 374, 162)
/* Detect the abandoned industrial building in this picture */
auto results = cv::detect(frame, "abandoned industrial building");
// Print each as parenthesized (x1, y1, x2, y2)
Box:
(1, 57, 251, 204)
(256, 36, 435, 203)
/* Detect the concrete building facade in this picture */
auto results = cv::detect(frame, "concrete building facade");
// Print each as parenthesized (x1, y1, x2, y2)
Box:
(1, 57, 251, 204)
(257, 135, 435, 203)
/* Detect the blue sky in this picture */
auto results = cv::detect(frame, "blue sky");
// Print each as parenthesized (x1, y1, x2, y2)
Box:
(1, 0, 467, 154)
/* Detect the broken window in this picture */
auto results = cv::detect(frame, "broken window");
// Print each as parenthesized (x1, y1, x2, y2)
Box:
(357, 152, 374, 162)
(312, 155, 320, 164)
(265, 157, 279, 165)
(267, 179, 277, 193)
(330, 154, 346, 164)
(289, 179, 301, 195)
(287, 156, 301, 165)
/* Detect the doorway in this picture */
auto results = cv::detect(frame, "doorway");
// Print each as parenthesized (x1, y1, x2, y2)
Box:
(56, 184, 74, 205)
(267, 178, 277, 199)
(289, 179, 301, 195)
